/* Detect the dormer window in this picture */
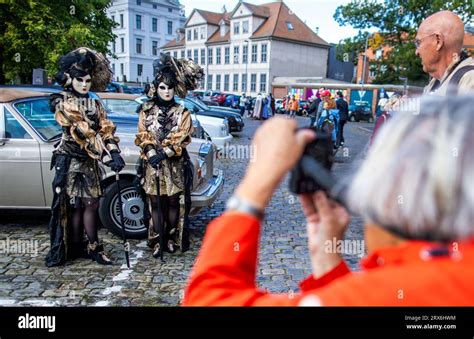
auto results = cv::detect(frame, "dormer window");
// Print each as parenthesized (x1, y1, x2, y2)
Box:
(286, 22, 294, 30)
(220, 21, 226, 37)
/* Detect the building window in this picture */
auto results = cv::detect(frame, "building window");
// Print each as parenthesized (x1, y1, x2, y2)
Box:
(233, 22, 240, 35)
(137, 0, 141, 5)
(260, 73, 267, 92)
(120, 14, 124, 28)
(153, 4, 157, 9)
(187, 30, 191, 41)
(173, 51, 178, 58)
(112, 15, 115, 24)
(168, 8, 172, 13)
(136, 38, 142, 54)
(243, 44, 248, 63)
(251, 44, 257, 63)
(216, 48, 221, 64)
(112, 40, 116, 53)
(216, 74, 221, 90)
(200, 26, 205, 40)
(187, 50, 191, 59)
(152, 40, 158, 56)
(233, 74, 239, 91)
(250, 73, 257, 92)
(241, 74, 247, 92)
(137, 64, 143, 76)
(286, 22, 294, 30)
(120, 37, 124, 52)
(233, 46, 239, 64)
(200, 48, 206, 65)
(207, 74, 212, 90)
(112, 63, 115, 74)
(136, 15, 142, 29)
(152, 18, 158, 32)
(243, 20, 249, 33)
(224, 74, 230, 91)
(167, 21, 173, 35)
(181, 50, 185, 58)
(193, 49, 198, 63)
(208, 48, 213, 64)
(193, 28, 198, 40)
(224, 47, 230, 64)
(120, 63, 124, 75)
(261, 44, 267, 63)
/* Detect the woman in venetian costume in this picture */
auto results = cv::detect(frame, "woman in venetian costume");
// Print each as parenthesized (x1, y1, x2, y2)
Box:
(45, 47, 125, 267)
(135, 54, 203, 258)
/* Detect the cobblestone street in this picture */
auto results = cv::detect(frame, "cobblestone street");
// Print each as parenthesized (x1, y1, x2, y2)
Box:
(0, 116, 373, 306)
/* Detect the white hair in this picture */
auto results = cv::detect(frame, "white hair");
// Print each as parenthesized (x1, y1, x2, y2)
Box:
(347, 95, 474, 241)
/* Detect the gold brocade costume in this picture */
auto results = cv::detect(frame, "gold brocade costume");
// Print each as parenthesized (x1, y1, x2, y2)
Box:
(52, 91, 120, 198)
(135, 101, 193, 196)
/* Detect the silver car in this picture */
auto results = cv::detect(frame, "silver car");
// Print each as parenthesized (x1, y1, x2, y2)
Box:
(0, 89, 224, 238)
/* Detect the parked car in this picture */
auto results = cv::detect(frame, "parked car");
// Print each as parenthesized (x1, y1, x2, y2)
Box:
(0, 88, 224, 239)
(298, 100, 310, 116)
(202, 90, 226, 106)
(189, 90, 205, 99)
(98, 93, 233, 150)
(349, 104, 374, 123)
(105, 81, 125, 93)
(185, 97, 244, 133)
(224, 94, 240, 109)
(275, 99, 284, 113)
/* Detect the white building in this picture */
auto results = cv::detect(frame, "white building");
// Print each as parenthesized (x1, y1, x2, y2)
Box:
(161, 1, 329, 96)
(107, 0, 186, 84)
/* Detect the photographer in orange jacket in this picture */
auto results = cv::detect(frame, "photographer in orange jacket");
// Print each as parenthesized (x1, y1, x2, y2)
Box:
(183, 95, 474, 306)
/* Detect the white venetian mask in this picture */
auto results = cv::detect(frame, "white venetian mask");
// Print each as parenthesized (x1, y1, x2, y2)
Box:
(72, 74, 92, 95)
(157, 82, 175, 101)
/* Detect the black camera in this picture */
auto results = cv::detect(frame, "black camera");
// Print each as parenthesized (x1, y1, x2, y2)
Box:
(289, 127, 334, 195)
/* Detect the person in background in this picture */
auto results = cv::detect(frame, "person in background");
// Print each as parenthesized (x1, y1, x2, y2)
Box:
(269, 93, 275, 117)
(239, 93, 247, 117)
(288, 95, 299, 118)
(183, 95, 474, 306)
(252, 93, 263, 120)
(370, 93, 402, 145)
(416, 10, 474, 95)
(307, 94, 322, 127)
(335, 91, 349, 146)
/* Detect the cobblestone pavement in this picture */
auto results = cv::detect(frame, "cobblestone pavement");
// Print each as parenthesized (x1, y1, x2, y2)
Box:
(0, 115, 373, 306)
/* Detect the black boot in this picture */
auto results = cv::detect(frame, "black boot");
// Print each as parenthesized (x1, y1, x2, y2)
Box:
(68, 241, 89, 260)
(87, 242, 112, 265)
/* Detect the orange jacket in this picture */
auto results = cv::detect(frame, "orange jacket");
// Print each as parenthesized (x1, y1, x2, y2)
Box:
(183, 212, 474, 306)
(289, 99, 299, 111)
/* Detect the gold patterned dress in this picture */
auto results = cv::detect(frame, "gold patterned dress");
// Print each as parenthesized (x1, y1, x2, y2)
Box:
(135, 100, 194, 251)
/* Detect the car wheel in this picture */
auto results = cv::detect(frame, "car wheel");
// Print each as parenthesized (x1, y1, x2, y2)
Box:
(349, 115, 356, 122)
(99, 179, 147, 239)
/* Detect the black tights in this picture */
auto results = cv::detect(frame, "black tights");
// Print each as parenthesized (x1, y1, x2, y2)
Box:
(70, 198, 100, 244)
(149, 193, 180, 240)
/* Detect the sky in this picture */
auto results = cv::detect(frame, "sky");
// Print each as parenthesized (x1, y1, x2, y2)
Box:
(178, 0, 365, 44)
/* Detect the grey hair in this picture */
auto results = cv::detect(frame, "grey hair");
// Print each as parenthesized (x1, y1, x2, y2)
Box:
(347, 95, 474, 241)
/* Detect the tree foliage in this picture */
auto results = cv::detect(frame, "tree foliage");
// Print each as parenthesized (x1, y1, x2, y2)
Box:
(333, 0, 473, 85)
(0, 0, 116, 84)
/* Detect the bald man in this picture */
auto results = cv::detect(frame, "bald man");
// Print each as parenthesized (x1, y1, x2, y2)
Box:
(416, 10, 474, 95)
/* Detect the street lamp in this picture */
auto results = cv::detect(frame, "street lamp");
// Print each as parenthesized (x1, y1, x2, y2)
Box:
(361, 33, 369, 85)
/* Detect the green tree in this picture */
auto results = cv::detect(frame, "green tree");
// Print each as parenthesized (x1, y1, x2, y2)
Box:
(0, 0, 116, 84)
(334, 0, 473, 85)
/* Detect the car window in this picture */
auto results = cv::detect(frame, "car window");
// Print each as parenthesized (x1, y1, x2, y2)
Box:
(4, 107, 32, 139)
(175, 98, 197, 112)
(102, 98, 140, 115)
(14, 98, 60, 140)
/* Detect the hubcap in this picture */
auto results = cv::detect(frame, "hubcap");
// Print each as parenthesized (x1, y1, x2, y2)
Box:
(110, 187, 146, 233)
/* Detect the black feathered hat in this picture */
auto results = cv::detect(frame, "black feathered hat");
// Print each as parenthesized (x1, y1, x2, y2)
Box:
(146, 53, 204, 99)
(55, 47, 112, 92)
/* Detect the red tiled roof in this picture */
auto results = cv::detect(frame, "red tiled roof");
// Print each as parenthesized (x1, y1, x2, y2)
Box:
(162, 38, 185, 49)
(251, 2, 328, 47)
(195, 9, 230, 26)
(240, 2, 270, 18)
(206, 30, 230, 45)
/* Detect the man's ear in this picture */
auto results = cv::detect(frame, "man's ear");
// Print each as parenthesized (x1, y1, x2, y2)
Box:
(435, 32, 444, 52)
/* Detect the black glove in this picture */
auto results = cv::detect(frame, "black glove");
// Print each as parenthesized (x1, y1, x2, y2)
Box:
(108, 151, 125, 172)
(148, 150, 167, 169)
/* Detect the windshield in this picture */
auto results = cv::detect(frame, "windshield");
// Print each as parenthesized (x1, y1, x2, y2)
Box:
(102, 98, 140, 115)
(186, 97, 208, 110)
(14, 98, 61, 140)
